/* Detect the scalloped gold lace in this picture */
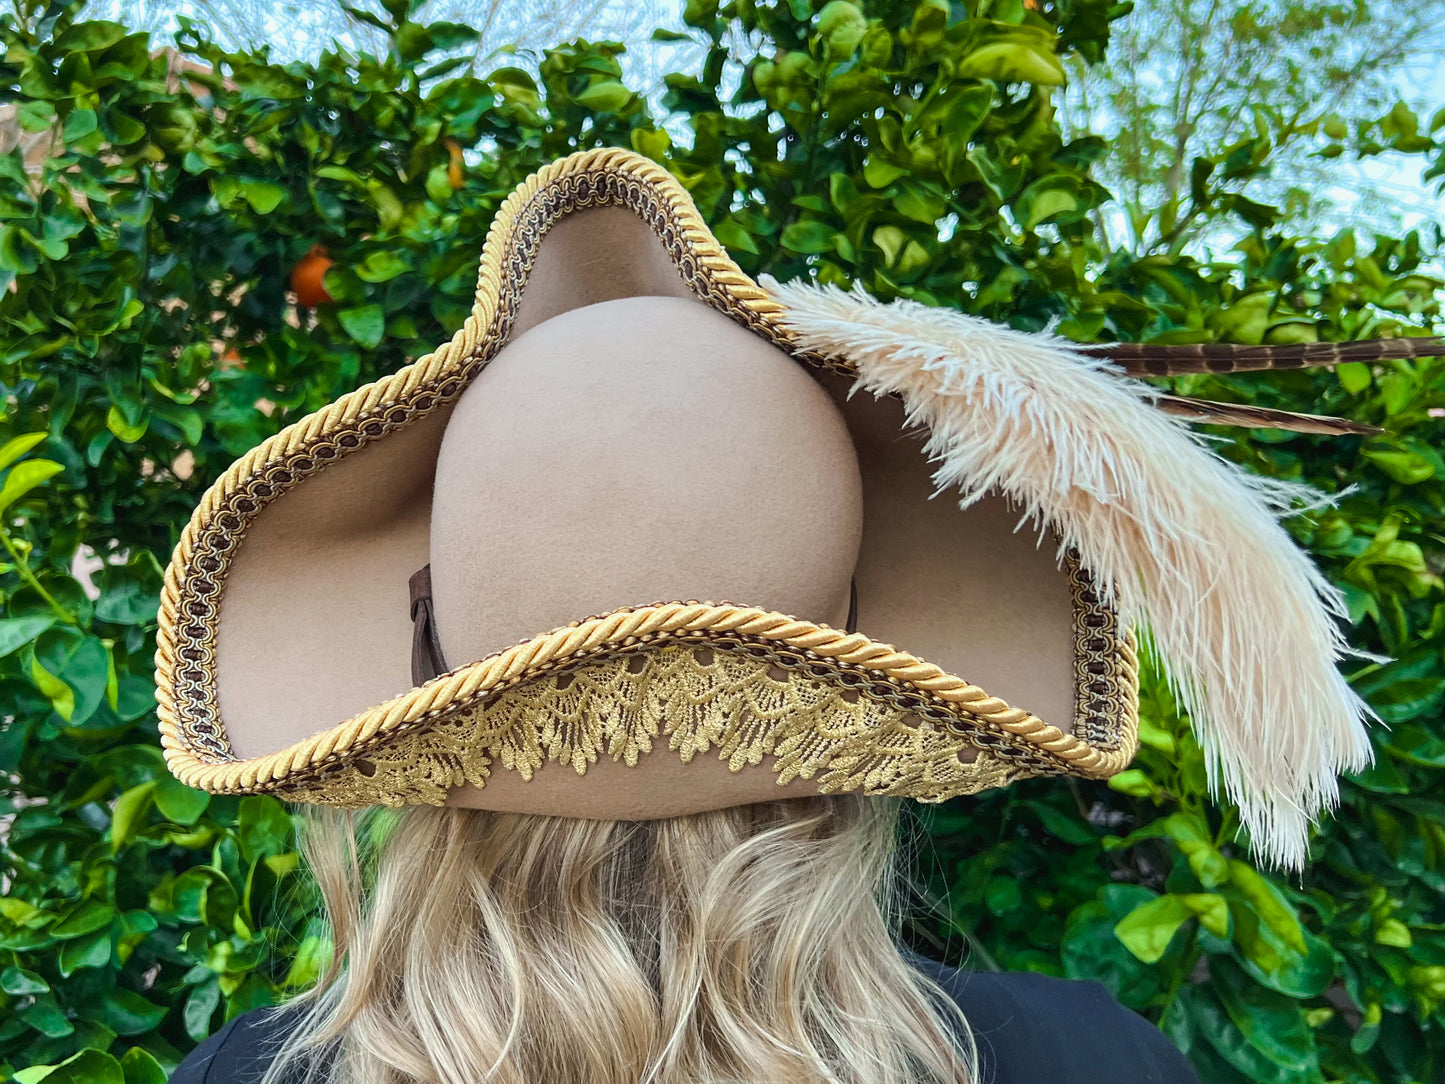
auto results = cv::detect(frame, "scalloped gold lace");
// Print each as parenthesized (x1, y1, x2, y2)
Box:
(278, 645, 1019, 807)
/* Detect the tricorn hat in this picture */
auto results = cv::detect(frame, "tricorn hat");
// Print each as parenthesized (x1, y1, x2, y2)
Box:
(157, 148, 1387, 869)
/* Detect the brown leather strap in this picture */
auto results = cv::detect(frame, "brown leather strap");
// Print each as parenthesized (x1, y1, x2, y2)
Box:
(845, 578, 858, 634)
(409, 564, 450, 685)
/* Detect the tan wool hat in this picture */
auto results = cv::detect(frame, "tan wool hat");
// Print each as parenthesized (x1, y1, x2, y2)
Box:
(157, 147, 1382, 869)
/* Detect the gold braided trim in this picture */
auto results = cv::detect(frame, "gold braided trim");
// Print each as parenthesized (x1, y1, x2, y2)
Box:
(162, 601, 1138, 794)
(154, 146, 1139, 800)
(269, 645, 1023, 808)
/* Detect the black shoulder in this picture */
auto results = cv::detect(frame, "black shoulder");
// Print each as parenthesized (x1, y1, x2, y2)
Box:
(912, 956, 1201, 1084)
(169, 1004, 300, 1084)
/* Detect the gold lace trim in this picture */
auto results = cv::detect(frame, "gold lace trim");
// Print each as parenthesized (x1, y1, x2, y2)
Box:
(278, 645, 1019, 808)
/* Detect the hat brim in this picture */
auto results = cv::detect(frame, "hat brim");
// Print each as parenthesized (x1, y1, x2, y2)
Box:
(155, 148, 1139, 807)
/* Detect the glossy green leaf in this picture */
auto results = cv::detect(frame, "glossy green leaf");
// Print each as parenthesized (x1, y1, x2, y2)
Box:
(94, 989, 166, 1036)
(1, 966, 50, 995)
(0, 615, 56, 659)
(1115, 893, 1227, 963)
(575, 80, 632, 112)
(154, 775, 211, 826)
(0, 432, 48, 471)
(957, 42, 1065, 85)
(338, 304, 386, 348)
(110, 781, 156, 851)
(118, 1048, 167, 1084)
(15, 1049, 125, 1084)
(0, 459, 63, 515)
(781, 220, 837, 254)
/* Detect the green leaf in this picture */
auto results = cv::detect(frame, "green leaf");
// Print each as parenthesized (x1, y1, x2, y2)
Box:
(1, 966, 50, 994)
(1336, 360, 1371, 394)
(956, 42, 1065, 85)
(0, 458, 64, 515)
(1028, 800, 1098, 845)
(425, 163, 454, 204)
(119, 1048, 167, 1084)
(863, 156, 909, 188)
(338, 303, 386, 348)
(283, 923, 333, 988)
(1106, 768, 1158, 799)
(238, 794, 295, 861)
(1018, 176, 1082, 229)
(1061, 885, 1166, 1006)
(394, 21, 433, 59)
(1374, 917, 1413, 947)
(95, 577, 161, 626)
(1114, 895, 1193, 963)
(1363, 446, 1436, 484)
(356, 250, 411, 283)
(366, 179, 405, 231)
(1226, 860, 1306, 954)
(239, 180, 287, 214)
(575, 80, 633, 112)
(51, 900, 116, 939)
(1211, 957, 1318, 1072)
(58, 929, 112, 976)
(106, 403, 149, 443)
(19, 996, 74, 1038)
(154, 774, 211, 826)
(35, 632, 111, 726)
(54, 21, 131, 51)
(782, 220, 838, 254)
(16, 1049, 125, 1084)
(62, 108, 99, 143)
(111, 780, 156, 851)
(94, 989, 167, 1036)
(212, 176, 288, 214)
(183, 980, 221, 1042)
(0, 615, 56, 659)
(30, 655, 75, 721)
(0, 432, 48, 471)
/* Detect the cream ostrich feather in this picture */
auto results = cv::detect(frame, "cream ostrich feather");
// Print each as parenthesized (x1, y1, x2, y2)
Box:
(763, 277, 1374, 870)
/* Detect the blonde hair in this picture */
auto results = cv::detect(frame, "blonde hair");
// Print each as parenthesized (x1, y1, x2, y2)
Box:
(264, 795, 974, 1084)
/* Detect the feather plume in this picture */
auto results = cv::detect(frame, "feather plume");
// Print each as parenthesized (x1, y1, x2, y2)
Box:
(763, 277, 1374, 870)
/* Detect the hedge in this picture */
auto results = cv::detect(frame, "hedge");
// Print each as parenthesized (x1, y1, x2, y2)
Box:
(1, 0, 1443, 1081)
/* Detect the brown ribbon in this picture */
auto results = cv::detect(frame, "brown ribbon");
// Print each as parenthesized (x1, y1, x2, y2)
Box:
(409, 564, 449, 686)
(407, 566, 859, 686)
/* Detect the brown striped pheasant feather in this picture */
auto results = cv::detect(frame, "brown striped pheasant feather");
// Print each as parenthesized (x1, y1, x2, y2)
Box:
(1155, 395, 1383, 435)
(1087, 336, 1445, 376)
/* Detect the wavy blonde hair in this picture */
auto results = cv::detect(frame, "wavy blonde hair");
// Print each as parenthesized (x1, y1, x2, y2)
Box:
(263, 795, 974, 1084)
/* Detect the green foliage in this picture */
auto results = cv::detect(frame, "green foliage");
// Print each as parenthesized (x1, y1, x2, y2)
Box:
(1061, 0, 1445, 253)
(1, 0, 1442, 1081)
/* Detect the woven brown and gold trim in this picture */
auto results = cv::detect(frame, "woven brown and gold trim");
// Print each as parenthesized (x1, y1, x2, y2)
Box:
(155, 147, 1138, 799)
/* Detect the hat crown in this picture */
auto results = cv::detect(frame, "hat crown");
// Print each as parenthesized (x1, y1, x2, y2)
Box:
(428, 294, 864, 670)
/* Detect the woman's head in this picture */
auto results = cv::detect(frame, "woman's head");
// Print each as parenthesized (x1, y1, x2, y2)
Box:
(268, 796, 973, 1084)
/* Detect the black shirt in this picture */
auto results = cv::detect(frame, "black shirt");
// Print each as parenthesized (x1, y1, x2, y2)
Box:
(171, 957, 1200, 1083)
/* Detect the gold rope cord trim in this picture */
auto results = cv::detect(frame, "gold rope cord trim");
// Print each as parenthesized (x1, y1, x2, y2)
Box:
(163, 601, 1137, 796)
(272, 646, 1023, 808)
(154, 147, 1138, 797)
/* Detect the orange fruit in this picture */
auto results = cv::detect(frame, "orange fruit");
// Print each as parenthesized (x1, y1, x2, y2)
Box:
(445, 138, 465, 189)
(291, 244, 335, 307)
